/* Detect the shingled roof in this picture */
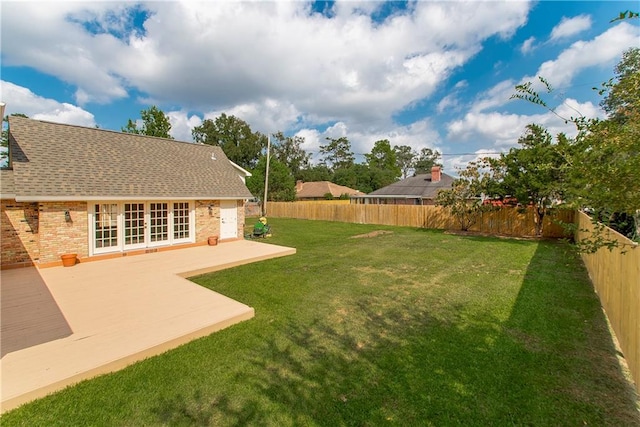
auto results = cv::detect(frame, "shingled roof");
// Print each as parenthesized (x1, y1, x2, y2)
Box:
(6, 116, 254, 201)
(366, 172, 454, 199)
(296, 181, 363, 199)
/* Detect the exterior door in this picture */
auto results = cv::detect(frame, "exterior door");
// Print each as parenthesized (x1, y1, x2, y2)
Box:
(94, 203, 119, 254)
(220, 200, 238, 240)
(149, 202, 169, 246)
(123, 202, 146, 250)
(91, 201, 194, 255)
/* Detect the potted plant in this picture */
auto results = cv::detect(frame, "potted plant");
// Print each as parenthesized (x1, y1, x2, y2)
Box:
(60, 253, 77, 267)
(207, 236, 219, 246)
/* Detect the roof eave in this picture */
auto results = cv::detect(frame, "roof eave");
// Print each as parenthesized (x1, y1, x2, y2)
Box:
(13, 195, 250, 202)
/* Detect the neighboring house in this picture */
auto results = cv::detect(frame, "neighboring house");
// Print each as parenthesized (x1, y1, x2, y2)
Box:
(352, 166, 454, 205)
(0, 116, 254, 269)
(295, 180, 363, 201)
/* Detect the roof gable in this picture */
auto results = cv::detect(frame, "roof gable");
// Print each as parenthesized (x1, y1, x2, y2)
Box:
(8, 116, 253, 201)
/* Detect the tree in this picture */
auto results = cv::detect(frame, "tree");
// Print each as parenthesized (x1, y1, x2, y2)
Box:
(413, 148, 441, 175)
(122, 106, 173, 139)
(600, 47, 639, 124)
(393, 145, 415, 179)
(246, 156, 296, 202)
(271, 131, 311, 180)
(512, 48, 640, 243)
(1, 113, 28, 166)
(487, 124, 565, 237)
(192, 113, 265, 170)
(298, 164, 332, 183)
(319, 137, 355, 172)
(365, 139, 400, 178)
(332, 163, 377, 193)
(436, 161, 489, 231)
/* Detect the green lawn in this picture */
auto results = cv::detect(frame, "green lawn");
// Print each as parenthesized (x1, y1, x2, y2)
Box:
(2, 218, 638, 426)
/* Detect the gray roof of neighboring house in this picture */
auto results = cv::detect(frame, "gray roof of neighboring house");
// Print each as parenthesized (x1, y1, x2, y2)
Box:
(296, 181, 363, 198)
(7, 116, 254, 201)
(365, 173, 455, 199)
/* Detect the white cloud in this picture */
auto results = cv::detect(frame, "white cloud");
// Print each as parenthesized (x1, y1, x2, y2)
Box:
(1, 1, 531, 125)
(437, 94, 459, 114)
(0, 81, 96, 127)
(5, 1, 627, 177)
(167, 111, 202, 142)
(520, 36, 536, 54)
(535, 22, 638, 88)
(550, 15, 592, 41)
(472, 22, 638, 114)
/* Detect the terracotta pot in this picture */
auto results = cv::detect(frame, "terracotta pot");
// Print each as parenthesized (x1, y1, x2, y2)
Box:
(61, 253, 77, 267)
(208, 236, 219, 246)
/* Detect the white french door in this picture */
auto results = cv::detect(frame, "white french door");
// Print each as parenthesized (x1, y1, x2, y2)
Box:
(92, 201, 193, 255)
(149, 202, 169, 246)
(124, 203, 146, 250)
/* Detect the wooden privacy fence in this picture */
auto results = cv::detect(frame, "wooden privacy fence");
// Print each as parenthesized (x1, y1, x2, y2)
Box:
(576, 211, 640, 392)
(266, 202, 574, 238)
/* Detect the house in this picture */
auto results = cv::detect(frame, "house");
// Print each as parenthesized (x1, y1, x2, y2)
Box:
(0, 116, 254, 269)
(351, 166, 454, 205)
(295, 180, 363, 201)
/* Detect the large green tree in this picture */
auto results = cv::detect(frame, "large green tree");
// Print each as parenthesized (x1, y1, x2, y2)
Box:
(271, 131, 311, 180)
(413, 148, 441, 175)
(393, 145, 415, 179)
(298, 164, 333, 183)
(246, 156, 296, 202)
(333, 163, 378, 194)
(512, 47, 640, 242)
(319, 137, 355, 172)
(487, 124, 565, 236)
(192, 114, 265, 170)
(365, 140, 399, 175)
(600, 47, 639, 123)
(364, 139, 401, 190)
(122, 106, 173, 139)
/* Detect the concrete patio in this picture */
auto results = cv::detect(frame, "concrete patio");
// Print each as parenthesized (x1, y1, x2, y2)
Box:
(0, 240, 296, 413)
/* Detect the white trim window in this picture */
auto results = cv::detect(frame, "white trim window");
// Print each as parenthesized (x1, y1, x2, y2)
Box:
(90, 201, 194, 255)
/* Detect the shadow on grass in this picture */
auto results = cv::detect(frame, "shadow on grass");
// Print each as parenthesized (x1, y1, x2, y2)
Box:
(153, 240, 639, 426)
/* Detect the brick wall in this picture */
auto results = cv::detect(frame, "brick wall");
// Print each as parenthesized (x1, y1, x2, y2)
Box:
(196, 200, 221, 242)
(196, 200, 245, 241)
(38, 202, 89, 264)
(236, 200, 246, 239)
(1, 200, 40, 267)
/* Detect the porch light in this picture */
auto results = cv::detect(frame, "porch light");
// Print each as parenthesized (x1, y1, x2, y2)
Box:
(64, 210, 72, 222)
(208, 205, 213, 216)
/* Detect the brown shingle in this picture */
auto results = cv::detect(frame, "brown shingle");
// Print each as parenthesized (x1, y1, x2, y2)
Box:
(8, 116, 253, 201)
(0, 169, 15, 199)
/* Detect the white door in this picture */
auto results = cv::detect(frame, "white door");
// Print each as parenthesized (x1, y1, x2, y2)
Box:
(220, 200, 238, 240)
(148, 202, 169, 247)
(123, 202, 146, 250)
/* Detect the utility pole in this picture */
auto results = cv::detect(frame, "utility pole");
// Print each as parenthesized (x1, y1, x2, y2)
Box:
(263, 134, 271, 216)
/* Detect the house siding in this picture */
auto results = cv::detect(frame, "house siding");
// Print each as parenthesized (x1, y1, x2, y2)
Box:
(1, 199, 246, 269)
(1, 200, 40, 268)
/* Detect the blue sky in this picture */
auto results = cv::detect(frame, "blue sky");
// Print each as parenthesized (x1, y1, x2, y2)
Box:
(1, 1, 638, 173)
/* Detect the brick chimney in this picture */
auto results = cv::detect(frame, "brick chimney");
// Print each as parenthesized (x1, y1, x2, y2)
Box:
(431, 166, 441, 183)
(296, 180, 304, 192)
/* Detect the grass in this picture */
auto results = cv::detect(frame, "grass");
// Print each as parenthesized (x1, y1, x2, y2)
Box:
(2, 218, 638, 426)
